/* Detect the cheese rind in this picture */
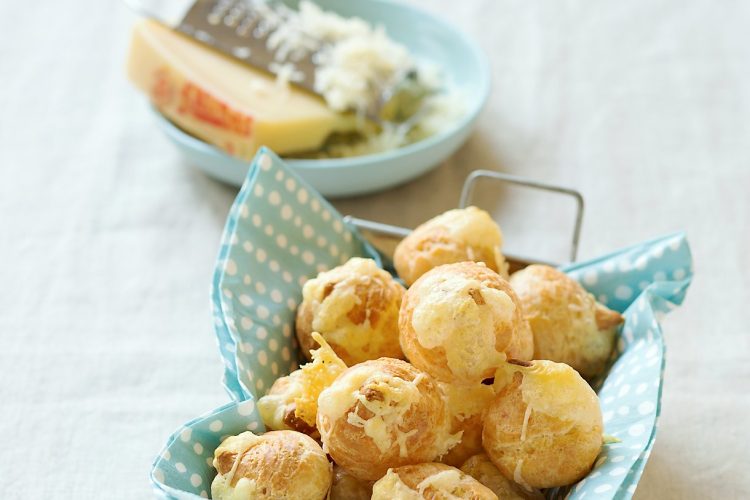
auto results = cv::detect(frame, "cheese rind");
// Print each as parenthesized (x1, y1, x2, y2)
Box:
(127, 20, 353, 160)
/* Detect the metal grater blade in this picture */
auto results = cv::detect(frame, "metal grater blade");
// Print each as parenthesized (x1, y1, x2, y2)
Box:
(177, 0, 318, 93)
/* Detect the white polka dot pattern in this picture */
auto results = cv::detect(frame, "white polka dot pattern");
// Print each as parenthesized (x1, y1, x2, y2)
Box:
(560, 232, 692, 499)
(150, 399, 266, 499)
(210, 148, 381, 405)
(150, 149, 692, 500)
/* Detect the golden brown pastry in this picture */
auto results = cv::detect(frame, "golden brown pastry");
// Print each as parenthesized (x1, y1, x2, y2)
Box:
(317, 358, 459, 481)
(329, 465, 374, 500)
(399, 262, 533, 383)
(211, 430, 332, 500)
(509, 265, 623, 378)
(394, 206, 510, 286)
(296, 257, 405, 365)
(371, 463, 498, 499)
(257, 333, 346, 437)
(257, 371, 316, 436)
(438, 382, 496, 467)
(482, 360, 603, 489)
(460, 454, 542, 500)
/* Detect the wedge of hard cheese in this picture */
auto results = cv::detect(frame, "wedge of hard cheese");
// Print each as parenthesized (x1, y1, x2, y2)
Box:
(127, 20, 353, 160)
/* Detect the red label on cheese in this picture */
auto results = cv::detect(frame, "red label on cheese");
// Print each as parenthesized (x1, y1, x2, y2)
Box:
(178, 82, 253, 137)
(149, 67, 253, 138)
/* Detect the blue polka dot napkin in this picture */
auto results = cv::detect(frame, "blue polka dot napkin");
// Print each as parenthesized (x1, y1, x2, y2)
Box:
(150, 147, 692, 499)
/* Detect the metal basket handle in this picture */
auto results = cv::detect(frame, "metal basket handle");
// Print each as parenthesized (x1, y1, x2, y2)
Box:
(459, 170, 584, 263)
(345, 170, 585, 267)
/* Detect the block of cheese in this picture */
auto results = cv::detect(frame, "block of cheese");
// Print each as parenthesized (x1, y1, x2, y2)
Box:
(127, 20, 354, 160)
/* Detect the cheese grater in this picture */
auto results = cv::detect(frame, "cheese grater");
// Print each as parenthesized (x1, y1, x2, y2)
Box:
(125, 0, 427, 120)
(180, 0, 320, 92)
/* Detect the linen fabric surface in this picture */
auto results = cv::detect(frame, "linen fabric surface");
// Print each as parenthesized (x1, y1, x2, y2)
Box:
(1, 1, 748, 499)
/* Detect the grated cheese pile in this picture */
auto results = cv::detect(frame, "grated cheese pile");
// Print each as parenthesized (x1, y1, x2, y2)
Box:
(257, 0, 466, 158)
(264, 1, 414, 114)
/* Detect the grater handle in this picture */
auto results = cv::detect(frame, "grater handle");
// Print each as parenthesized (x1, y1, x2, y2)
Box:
(123, 0, 195, 26)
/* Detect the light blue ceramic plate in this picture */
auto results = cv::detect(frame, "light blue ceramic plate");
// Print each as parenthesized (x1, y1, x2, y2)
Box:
(153, 0, 490, 198)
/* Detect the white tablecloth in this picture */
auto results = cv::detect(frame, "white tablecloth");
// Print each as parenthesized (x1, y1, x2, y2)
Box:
(1, 1, 748, 498)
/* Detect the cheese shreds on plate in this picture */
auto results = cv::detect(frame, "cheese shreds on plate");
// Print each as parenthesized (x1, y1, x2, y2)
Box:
(263, 0, 466, 158)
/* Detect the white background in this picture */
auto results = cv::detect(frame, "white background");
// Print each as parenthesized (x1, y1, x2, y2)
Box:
(1, 0, 748, 498)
